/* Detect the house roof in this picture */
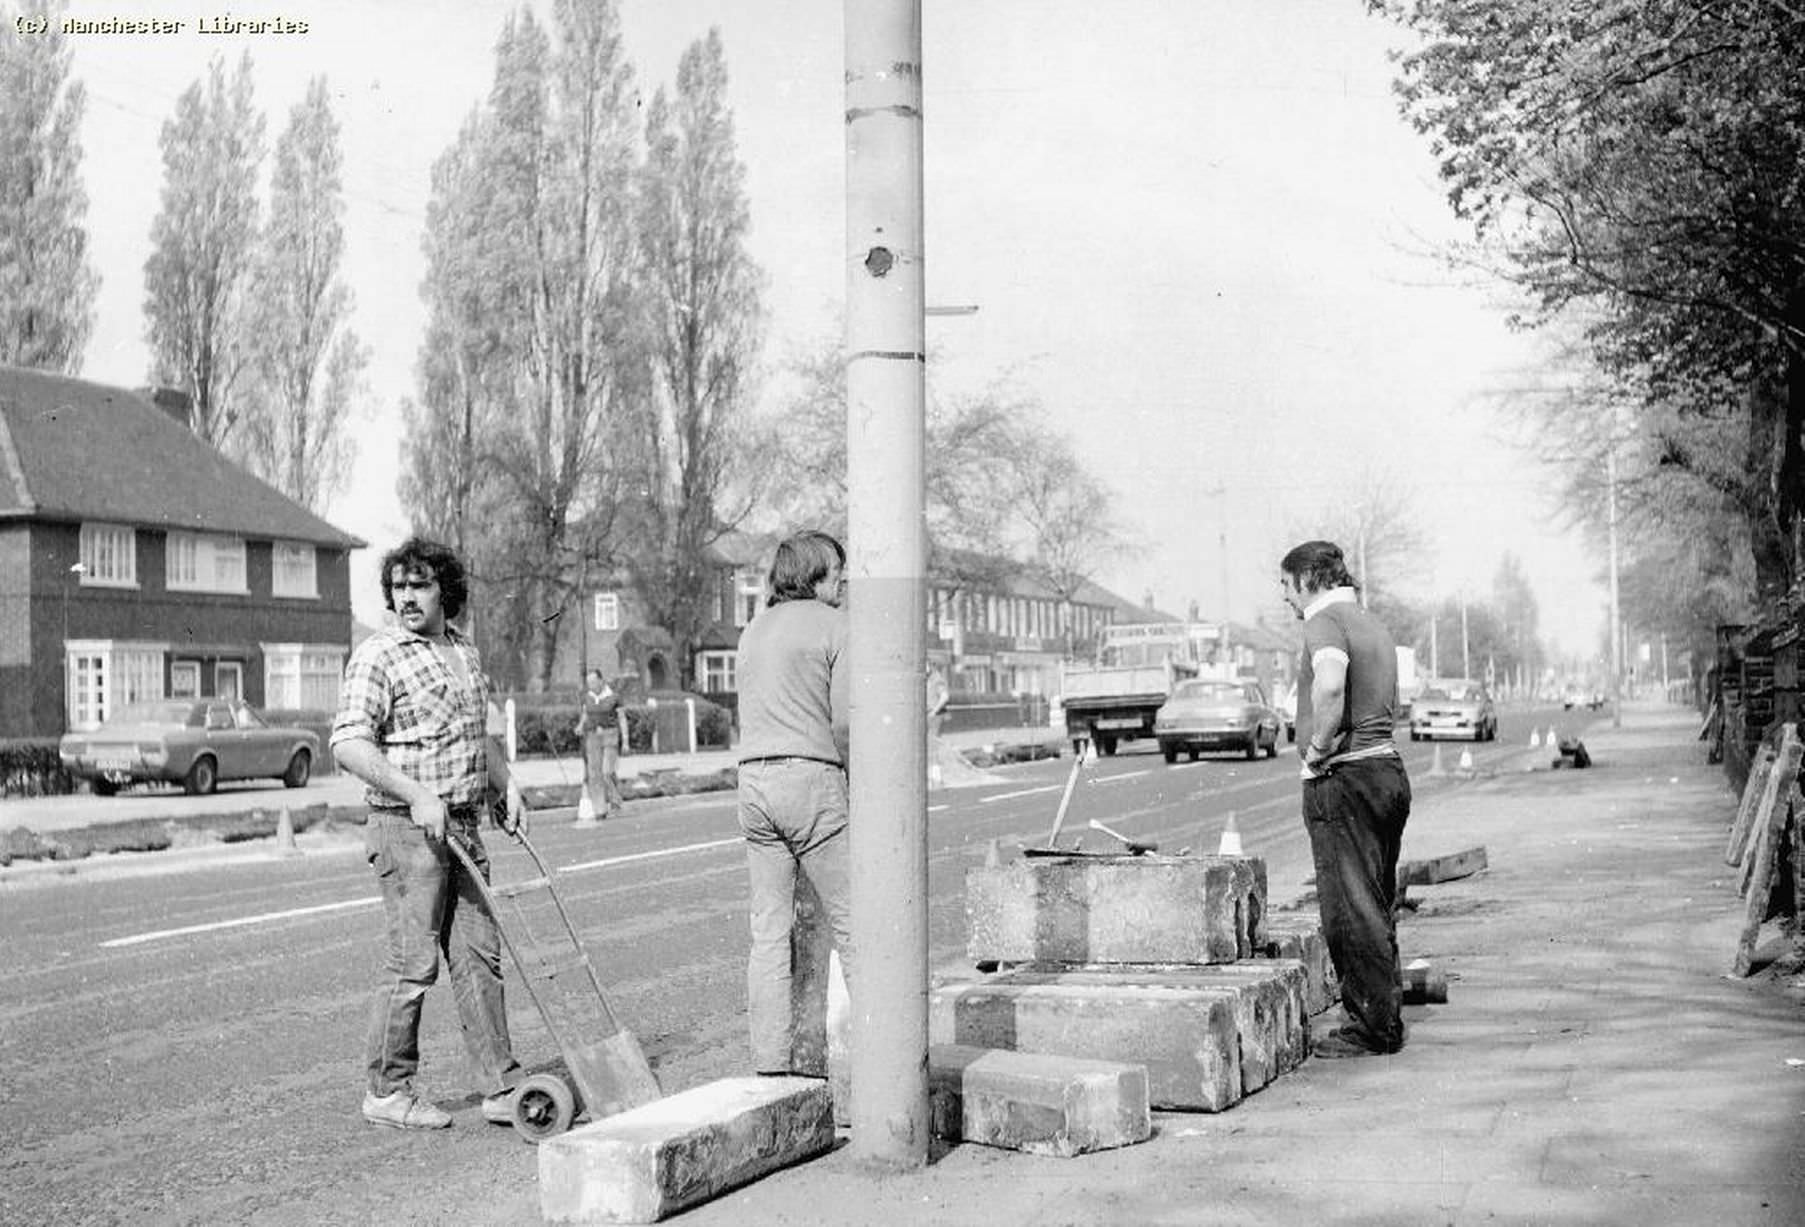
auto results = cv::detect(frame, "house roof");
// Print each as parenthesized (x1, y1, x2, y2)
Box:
(0, 365, 364, 549)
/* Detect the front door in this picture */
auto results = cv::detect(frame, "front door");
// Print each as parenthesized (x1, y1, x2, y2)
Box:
(215, 662, 243, 702)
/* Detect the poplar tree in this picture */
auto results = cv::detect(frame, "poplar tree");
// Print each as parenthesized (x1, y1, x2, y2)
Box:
(403, 1, 642, 689)
(0, 0, 98, 372)
(629, 28, 763, 688)
(242, 77, 366, 512)
(143, 54, 264, 449)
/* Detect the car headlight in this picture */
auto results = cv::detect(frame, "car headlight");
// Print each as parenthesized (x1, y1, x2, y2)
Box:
(1222, 717, 1245, 728)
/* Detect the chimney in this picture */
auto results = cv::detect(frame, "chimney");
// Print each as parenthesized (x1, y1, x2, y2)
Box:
(139, 386, 193, 428)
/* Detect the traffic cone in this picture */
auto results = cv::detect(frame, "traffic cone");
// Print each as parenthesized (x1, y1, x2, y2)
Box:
(1217, 810, 1243, 856)
(1528, 726, 1542, 749)
(575, 785, 598, 829)
(1457, 746, 1475, 773)
(1429, 744, 1448, 777)
(273, 806, 301, 857)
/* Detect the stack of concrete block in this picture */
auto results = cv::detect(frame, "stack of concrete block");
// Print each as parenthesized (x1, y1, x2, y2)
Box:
(932, 852, 1319, 1113)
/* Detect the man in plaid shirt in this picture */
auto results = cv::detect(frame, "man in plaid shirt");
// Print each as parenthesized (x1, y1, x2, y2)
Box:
(332, 536, 527, 1131)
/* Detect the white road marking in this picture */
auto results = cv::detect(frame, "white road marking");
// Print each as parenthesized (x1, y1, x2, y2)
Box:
(101, 897, 380, 948)
(562, 836, 742, 874)
(100, 836, 748, 948)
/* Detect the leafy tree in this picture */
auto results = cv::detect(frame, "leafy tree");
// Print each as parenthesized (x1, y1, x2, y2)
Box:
(143, 54, 264, 449)
(0, 0, 96, 372)
(626, 27, 762, 689)
(240, 77, 365, 512)
(1367, 0, 1805, 597)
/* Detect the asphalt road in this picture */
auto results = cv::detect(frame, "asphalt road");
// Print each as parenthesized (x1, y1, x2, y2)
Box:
(0, 705, 1591, 1226)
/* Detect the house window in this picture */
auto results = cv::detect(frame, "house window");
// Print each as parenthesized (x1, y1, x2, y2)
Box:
(593, 592, 620, 631)
(64, 641, 167, 731)
(167, 532, 247, 594)
(735, 569, 762, 627)
(79, 523, 137, 586)
(699, 650, 737, 693)
(263, 644, 346, 711)
(272, 542, 318, 598)
(170, 661, 201, 699)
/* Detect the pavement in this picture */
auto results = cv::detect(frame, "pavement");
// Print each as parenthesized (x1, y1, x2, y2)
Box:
(662, 701, 1805, 1227)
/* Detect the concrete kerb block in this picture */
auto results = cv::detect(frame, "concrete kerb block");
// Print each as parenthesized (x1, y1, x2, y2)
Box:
(929, 977, 1242, 1112)
(965, 854, 1267, 966)
(538, 1076, 834, 1225)
(928, 1043, 1151, 1157)
(975, 963, 1308, 1095)
(1261, 912, 1339, 1015)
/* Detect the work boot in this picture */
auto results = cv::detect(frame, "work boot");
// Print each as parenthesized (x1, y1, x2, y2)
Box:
(362, 1090, 452, 1130)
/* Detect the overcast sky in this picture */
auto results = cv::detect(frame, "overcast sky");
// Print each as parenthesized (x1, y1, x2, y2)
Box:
(52, 0, 1607, 661)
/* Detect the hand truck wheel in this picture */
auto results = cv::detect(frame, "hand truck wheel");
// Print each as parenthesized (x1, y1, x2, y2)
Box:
(510, 1072, 577, 1143)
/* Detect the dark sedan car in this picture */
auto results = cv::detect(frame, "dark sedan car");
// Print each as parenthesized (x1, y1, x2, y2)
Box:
(59, 699, 321, 796)
(1153, 679, 1284, 762)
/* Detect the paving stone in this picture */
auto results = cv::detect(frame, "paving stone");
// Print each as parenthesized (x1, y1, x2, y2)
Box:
(538, 1076, 833, 1224)
(1262, 911, 1339, 1014)
(928, 1043, 1151, 1157)
(965, 854, 1268, 966)
(929, 978, 1242, 1111)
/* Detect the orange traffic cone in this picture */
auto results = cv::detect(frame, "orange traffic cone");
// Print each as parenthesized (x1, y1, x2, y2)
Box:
(1429, 744, 1448, 777)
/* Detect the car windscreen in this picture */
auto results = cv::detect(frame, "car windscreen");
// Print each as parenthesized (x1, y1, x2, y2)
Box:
(1172, 682, 1242, 702)
(112, 701, 198, 726)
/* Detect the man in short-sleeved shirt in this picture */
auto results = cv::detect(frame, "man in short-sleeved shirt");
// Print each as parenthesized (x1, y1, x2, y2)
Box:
(1281, 539, 1412, 1058)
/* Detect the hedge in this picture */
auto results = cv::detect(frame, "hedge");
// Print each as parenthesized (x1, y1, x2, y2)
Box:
(498, 689, 733, 756)
(0, 740, 74, 798)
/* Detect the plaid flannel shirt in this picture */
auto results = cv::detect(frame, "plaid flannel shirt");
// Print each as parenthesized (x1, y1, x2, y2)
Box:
(330, 625, 490, 809)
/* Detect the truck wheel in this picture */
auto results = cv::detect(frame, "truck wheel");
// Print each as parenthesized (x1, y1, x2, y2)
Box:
(1244, 735, 1259, 761)
(1098, 736, 1118, 757)
(1160, 743, 1178, 764)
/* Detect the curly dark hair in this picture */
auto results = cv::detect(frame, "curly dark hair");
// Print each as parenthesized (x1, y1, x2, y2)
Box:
(1279, 539, 1360, 594)
(380, 536, 469, 620)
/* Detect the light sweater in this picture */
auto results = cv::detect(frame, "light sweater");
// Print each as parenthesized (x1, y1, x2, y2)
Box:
(735, 598, 849, 765)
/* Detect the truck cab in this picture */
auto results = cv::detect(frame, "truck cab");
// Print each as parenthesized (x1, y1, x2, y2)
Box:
(1057, 622, 1218, 755)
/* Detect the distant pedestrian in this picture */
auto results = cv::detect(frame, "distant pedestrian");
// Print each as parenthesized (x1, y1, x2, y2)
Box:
(733, 530, 852, 1075)
(575, 668, 624, 820)
(331, 536, 527, 1129)
(1280, 539, 1411, 1058)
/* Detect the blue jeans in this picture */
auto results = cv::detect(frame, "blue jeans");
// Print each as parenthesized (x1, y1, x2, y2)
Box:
(737, 759, 854, 1072)
(363, 807, 521, 1097)
(1303, 755, 1412, 1050)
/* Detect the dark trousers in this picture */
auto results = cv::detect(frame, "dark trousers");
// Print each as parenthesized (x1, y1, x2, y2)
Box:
(1303, 755, 1412, 1049)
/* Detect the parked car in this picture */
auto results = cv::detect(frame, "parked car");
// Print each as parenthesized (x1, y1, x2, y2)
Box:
(58, 699, 321, 796)
(1153, 679, 1283, 763)
(1409, 679, 1497, 742)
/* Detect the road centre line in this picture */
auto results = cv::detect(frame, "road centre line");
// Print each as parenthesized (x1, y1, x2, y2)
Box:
(562, 835, 742, 874)
(100, 897, 380, 948)
(977, 769, 1157, 804)
(100, 836, 747, 948)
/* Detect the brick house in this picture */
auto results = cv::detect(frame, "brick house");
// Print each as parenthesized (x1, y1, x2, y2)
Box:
(557, 530, 771, 701)
(0, 366, 365, 737)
